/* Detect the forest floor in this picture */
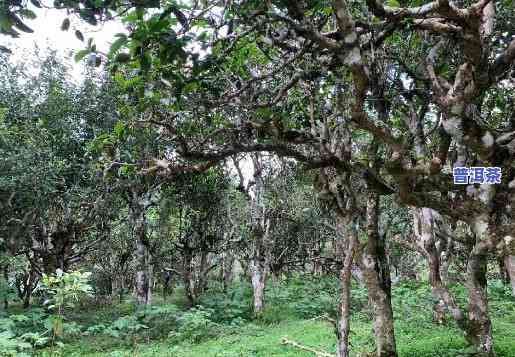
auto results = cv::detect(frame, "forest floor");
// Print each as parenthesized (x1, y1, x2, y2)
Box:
(31, 277, 515, 357)
(60, 314, 515, 357)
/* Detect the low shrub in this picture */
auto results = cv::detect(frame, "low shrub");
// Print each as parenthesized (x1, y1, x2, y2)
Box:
(169, 306, 222, 343)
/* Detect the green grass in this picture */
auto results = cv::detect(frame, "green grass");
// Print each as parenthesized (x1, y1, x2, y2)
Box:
(50, 312, 515, 357)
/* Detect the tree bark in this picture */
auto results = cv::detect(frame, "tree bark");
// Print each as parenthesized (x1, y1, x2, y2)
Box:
(111, 275, 124, 303)
(249, 219, 270, 315)
(335, 215, 358, 357)
(465, 242, 494, 356)
(505, 255, 515, 297)
(427, 253, 465, 328)
(412, 208, 463, 325)
(440, 236, 453, 286)
(130, 193, 152, 306)
(221, 251, 235, 291)
(3, 266, 8, 310)
(360, 192, 397, 357)
(250, 223, 270, 315)
(198, 249, 210, 294)
(411, 206, 497, 354)
(250, 257, 267, 315)
(182, 247, 197, 306)
(466, 209, 496, 357)
(22, 269, 37, 309)
(134, 236, 152, 305)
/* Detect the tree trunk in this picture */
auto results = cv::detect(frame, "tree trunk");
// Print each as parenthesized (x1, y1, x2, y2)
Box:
(360, 192, 397, 357)
(163, 271, 173, 301)
(134, 237, 152, 305)
(221, 251, 235, 291)
(182, 248, 197, 306)
(498, 258, 508, 284)
(130, 196, 152, 306)
(249, 215, 271, 316)
(466, 209, 496, 357)
(412, 208, 460, 325)
(111, 275, 124, 303)
(249, 181, 270, 315)
(3, 266, 8, 310)
(427, 250, 465, 327)
(412, 207, 495, 348)
(198, 249, 210, 295)
(335, 215, 358, 357)
(465, 242, 494, 356)
(440, 237, 453, 286)
(505, 255, 515, 297)
(22, 269, 37, 309)
(250, 256, 268, 315)
(351, 265, 364, 286)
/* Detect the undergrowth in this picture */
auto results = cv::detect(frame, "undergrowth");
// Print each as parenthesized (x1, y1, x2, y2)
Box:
(0, 276, 513, 356)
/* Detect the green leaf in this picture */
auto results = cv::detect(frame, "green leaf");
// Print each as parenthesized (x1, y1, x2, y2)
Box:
(30, 0, 42, 8)
(19, 9, 37, 20)
(183, 81, 198, 93)
(140, 52, 152, 71)
(108, 36, 128, 58)
(0, 45, 12, 54)
(115, 52, 131, 63)
(74, 49, 90, 62)
(119, 164, 134, 176)
(9, 13, 33, 33)
(80, 10, 98, 26)
(171, 6, 187, 28)
(114, 121, 126, 139)
(61, 18, 70, 31)
(75, 30, 84, 42)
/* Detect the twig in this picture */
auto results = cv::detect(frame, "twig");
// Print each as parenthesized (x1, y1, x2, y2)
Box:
(281, 337, 335, 357)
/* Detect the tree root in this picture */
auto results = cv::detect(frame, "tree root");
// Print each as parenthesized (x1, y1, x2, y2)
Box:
(281, 337, 335, 357)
